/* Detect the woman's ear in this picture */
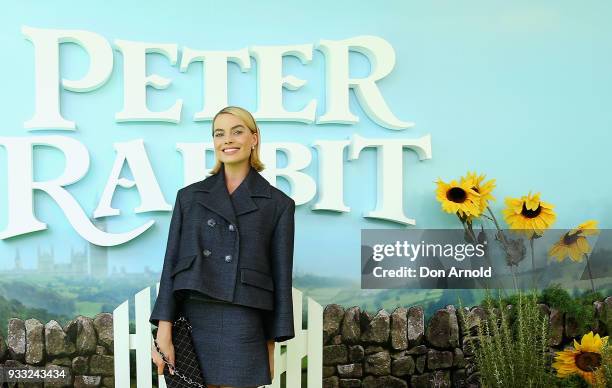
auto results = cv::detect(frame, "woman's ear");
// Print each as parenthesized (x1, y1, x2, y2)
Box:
(252, 133, 259, 148)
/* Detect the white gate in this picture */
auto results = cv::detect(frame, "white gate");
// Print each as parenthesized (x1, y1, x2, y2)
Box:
(113, 284, 323, 388)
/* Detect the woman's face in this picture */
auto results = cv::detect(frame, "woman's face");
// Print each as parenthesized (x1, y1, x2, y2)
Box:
(213, 113, 258, 167)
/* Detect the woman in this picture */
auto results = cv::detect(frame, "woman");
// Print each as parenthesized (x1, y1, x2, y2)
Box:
(150, 106, 296, 388)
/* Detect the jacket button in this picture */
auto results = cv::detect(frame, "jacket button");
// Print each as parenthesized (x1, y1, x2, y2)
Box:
(207, 218, 216, 227)
(228, 224, 235, 231)
(224, 255, 232, 263)
(202, 249, 211, 257)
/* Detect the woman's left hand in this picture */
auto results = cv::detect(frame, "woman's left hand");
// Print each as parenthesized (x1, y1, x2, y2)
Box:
(267, 340, 275, 379)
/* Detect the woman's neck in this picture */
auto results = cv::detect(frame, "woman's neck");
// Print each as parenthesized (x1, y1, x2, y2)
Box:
(223, 162, 250, 194)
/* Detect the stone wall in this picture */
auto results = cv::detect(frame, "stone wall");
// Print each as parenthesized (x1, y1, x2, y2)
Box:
(0, 296, 610, 388)
(322, 296, 612, 388)
(0, 314, 114, 387)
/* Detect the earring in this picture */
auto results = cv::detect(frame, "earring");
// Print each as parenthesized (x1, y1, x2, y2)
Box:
(252, 145, 255, 149)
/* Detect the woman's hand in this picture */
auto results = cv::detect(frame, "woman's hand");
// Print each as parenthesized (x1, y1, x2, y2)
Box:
(267, 340, 275, 379)
(152, 338, 175, 375)
(152, 322, 175, 375)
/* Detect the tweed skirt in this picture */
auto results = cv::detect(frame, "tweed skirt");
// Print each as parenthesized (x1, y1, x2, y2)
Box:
(179, 296, 272, 388)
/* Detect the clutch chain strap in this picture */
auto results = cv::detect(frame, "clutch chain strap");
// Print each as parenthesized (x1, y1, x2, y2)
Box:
(153, 316, 207, 388)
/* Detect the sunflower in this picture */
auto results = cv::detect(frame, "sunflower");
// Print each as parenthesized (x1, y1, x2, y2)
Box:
(460, 172, 496, 214)
(435, 178, 481, 218)
(502, 192, 556, 238)
(553, 331, 609, 385)
(549, 220, 600, 262)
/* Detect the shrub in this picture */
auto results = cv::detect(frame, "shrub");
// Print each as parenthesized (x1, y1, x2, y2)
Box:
(541, 284, 602, 333)
(460, 291, 554, 387)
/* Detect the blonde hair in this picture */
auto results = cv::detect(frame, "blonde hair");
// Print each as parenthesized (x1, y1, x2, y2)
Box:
(209, 106, 265, 174)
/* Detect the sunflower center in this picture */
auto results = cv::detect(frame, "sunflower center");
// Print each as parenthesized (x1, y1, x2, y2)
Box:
(446, 187, 467, 203)
(575, 351, 602, 372)
(563, 232, 580, 245)
(521, 203, 542, 218)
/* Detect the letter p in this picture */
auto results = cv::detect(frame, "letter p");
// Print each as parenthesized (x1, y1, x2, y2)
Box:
(22, 26, 113, 130)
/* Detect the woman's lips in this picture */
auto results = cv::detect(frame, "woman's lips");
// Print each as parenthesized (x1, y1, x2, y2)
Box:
(223, 148, 240, 154)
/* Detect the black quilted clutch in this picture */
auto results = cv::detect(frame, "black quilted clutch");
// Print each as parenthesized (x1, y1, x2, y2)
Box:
(153, 315, 207, 388)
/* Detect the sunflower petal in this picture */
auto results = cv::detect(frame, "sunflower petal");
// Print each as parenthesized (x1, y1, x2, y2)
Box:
(576, 237, 591, 255)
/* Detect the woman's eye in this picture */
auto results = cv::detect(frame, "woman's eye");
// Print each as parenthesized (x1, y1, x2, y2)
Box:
(234, 130, 242, 135)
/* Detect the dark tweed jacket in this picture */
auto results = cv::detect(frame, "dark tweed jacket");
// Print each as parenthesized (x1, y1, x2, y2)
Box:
(149, 163, 296, 343)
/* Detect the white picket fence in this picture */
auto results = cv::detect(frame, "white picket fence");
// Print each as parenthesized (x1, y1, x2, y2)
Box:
(113, 284, 323, 388)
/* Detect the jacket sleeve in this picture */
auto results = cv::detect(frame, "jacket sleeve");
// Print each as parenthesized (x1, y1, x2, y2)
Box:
(149, 190, 183, 327)
(263, 199, 296, 342)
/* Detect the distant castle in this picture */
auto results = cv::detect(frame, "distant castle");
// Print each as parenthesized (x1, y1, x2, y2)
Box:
(3, 212, 109, 278)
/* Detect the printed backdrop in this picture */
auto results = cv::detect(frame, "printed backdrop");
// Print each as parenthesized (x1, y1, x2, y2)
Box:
(1, 1, 611, 321)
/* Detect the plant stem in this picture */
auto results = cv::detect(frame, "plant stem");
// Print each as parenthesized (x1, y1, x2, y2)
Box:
(459, 216, 477, 244)
(486, 206, 516, 292)
(584, 253, 596, 293)
(459, 215, 492, 290)
(530, 236, 536, 291)
(467, 222, 477, 244)
(487, 206, 509, 246)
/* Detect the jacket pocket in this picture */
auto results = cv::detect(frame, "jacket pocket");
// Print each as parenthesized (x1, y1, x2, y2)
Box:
(171, 254, 197, 277)
(240, 268, 274, 291)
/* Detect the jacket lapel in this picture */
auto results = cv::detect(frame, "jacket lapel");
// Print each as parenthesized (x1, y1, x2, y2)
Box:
(230, 174, 257, 217)
(193, 164, 272, 223)
(195, 166, 236, 224)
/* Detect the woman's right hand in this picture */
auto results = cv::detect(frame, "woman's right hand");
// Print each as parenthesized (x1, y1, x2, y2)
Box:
(152, 323, 175, 375)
